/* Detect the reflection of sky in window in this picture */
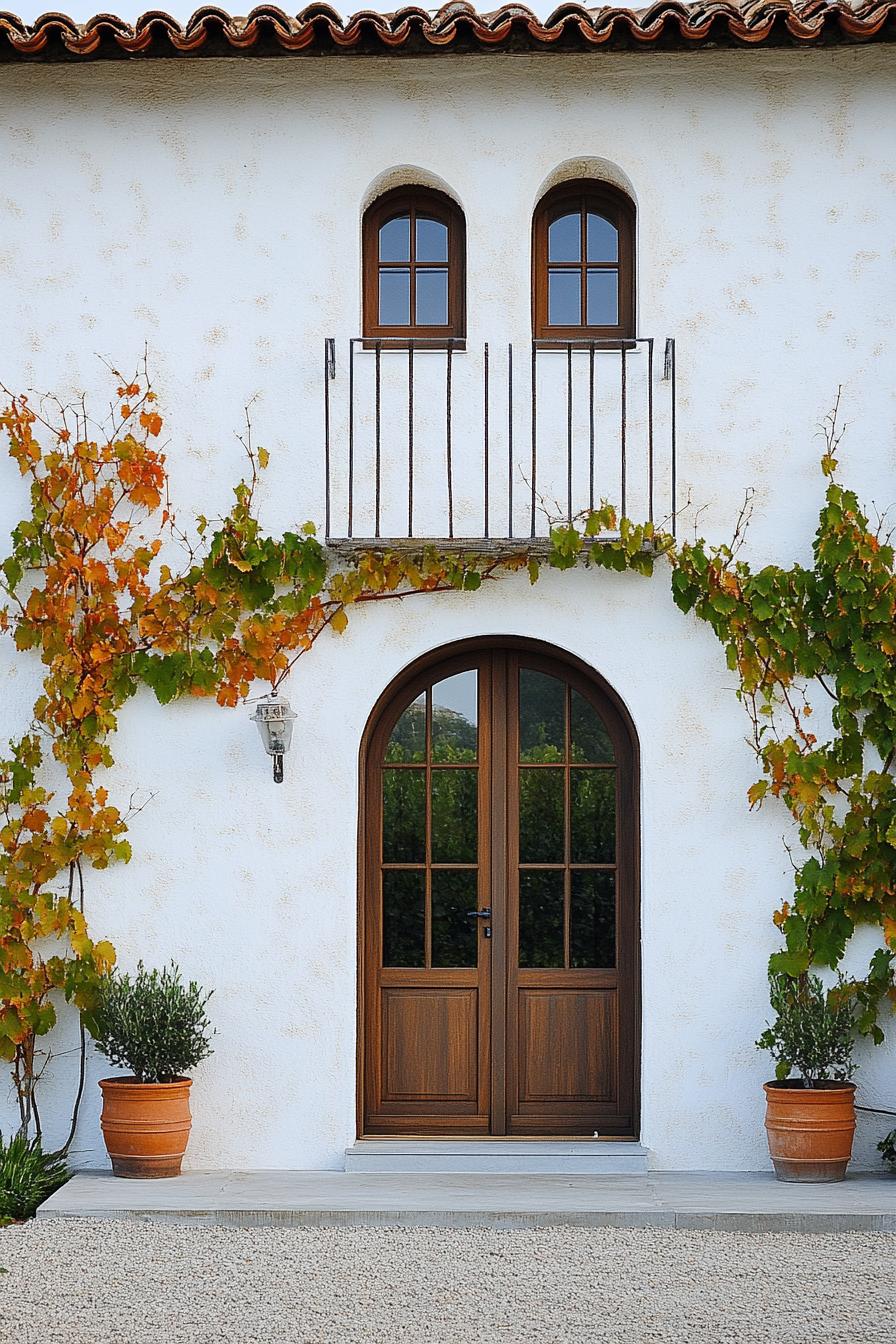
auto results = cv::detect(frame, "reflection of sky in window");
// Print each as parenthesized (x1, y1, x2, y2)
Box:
(432, 670, 477, 727)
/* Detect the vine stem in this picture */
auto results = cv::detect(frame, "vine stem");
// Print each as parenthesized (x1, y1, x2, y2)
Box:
(61, 859, 88, 1156)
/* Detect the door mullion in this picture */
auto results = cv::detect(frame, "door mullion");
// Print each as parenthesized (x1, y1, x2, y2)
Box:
(564, 683, 571, 969)
(489, 650, 509, 1135)
(425, 688, 432, 970)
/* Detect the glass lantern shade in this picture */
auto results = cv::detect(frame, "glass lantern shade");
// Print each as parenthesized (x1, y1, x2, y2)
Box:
(250, 694, 296, 781)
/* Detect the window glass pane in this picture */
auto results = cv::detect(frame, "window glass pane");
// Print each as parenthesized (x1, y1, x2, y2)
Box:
(548, 212, 580, 262)
(586, 269, 618, 327)
(548, 270, 581, 327)
(416, 216, 448, 262)
(379, 215, 410, 262)
(586, 213, 618, 263)
(519, 769, 564, 863)
(383, 869, 425, 966)
(382, 768, 426, 863)
(431, 769, 478, 864)
(571, 871, 615, 968)
(520, 669, 565, 762)
(416, 269, 448, 326)
(570, 769, 615, 864)
(519, 870, 564, 968)
(387, 692, 425, 762)
(432, 671, 477, 762)
(570, 690, 614, 763)
(432, 870, 478, 968)
(379, 269, 410, 325)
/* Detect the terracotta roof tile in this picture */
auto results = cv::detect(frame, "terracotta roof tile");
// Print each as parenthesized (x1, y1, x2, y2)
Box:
(0, 0, 892, 61)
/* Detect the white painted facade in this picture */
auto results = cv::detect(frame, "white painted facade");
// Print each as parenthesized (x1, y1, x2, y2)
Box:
(1, 47, 895, 1171)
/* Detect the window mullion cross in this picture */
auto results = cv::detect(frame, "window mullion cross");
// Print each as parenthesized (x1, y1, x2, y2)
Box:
(409, 207, 416, 333)
(580, 201, 587, 329)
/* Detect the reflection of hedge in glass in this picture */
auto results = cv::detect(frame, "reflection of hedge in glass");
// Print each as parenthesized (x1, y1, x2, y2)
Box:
(571, 872, 616, 967)
(382, 769, 425, 861)
(386, 701, 477, 763)
(387, 696, 426, 762)
(571, 689, 613, 763)
(432, 870, 478, 967)
(432, 670, 478, 761)
(520, 670, 614, 764)
(519, 870, 564, 967)
(431, 768, 478, 863)
(383, 870, 425, 966)
(519, 769, 564, 862)
(571, 771, 616, 863)
(431, 708, 477, 762)
(520, 669, 564, 761)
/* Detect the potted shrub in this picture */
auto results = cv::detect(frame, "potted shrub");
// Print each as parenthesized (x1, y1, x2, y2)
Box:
(757, 971, 858, 1182)
(91, 962, 213, 1178)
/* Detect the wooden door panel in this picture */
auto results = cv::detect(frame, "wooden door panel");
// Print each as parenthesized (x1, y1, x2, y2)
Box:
(381, 986, 480, 1104)
(361, 640, 639, 1139)
(516, 987, 618, 1105)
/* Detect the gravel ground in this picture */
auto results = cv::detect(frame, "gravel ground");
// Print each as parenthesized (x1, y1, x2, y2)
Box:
(1, 1220, 894, 1344)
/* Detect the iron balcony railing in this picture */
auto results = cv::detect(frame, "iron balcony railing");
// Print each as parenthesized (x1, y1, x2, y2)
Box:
(323, 337, 677, 546)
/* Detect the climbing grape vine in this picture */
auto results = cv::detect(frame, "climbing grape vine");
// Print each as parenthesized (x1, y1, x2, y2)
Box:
(0, 373, 892, 1138)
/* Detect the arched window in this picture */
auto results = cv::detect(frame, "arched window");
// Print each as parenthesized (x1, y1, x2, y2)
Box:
(532, 181, 635, 340)
(362, 187, 466, 341)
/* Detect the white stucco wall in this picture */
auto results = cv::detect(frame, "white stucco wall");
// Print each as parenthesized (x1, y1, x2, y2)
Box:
(0, 49, 895, 1171)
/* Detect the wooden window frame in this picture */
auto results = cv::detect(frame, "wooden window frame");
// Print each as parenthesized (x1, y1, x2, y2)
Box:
(362, 186, 466, 344)
(532, 180, 635, 342)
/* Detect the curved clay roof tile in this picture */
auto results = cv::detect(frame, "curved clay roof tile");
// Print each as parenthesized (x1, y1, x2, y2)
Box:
(0, 0, 892, 59)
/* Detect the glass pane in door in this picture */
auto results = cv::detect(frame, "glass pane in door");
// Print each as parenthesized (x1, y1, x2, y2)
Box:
(432, 870, 478, 967)
(432, 670, 478, 761)
(383, 870, 425, 966)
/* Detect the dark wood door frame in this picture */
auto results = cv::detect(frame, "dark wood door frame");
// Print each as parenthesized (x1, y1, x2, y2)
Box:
(356, 635, 641, 1139)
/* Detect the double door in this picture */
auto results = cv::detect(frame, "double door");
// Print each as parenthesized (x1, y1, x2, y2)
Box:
(361, 642, 639, 1136)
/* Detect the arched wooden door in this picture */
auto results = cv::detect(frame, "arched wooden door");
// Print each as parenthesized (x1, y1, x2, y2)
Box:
(359, 638, 640, 1137)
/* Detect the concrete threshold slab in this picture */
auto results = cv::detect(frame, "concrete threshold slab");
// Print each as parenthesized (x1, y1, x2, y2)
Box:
(344, 1138, 649, 1174)
(37, 1169, 896, 1231)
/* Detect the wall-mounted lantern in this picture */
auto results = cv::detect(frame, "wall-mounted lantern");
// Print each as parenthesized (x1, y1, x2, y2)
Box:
(250, 693, 296, 784)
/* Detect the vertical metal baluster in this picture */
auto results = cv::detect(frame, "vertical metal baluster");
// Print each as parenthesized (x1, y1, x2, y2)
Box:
(446, 343, 454, 540)
(374, 340, 382, 539)
(647, 337, 655, 526)
(348, 339, 355, 539)
(566, 342, 573, 521)
(530, 341, 537, 539)
(483, 342, 490, 539)
(507, 343, 514, 539)
(588, 342, 595, 513)
(323, 338, 332, 540)
(670, 338, 677, 539)
(408, 344, 414, 538)
(620, 343, 628, 521)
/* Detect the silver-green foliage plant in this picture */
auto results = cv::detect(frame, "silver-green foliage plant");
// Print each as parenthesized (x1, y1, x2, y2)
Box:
(0, 1133, 69, 1221)
(92, 962, 214, 1083)
(757, 972, 857, 1086)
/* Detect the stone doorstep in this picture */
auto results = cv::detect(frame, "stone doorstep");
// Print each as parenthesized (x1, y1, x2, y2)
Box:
(36, 1169, 896, 1231)
(344, 1139, 650, 1175)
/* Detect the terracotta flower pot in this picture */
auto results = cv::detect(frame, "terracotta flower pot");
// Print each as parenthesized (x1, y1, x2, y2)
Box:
(99, 1077, 192, 1178)
(763, 1080, 856, 1182)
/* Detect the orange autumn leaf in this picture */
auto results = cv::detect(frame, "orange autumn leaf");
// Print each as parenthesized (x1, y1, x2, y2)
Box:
(140, 411, 163, 438)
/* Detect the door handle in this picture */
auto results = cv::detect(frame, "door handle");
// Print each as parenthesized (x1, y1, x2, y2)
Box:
(466, 907, 492, 918)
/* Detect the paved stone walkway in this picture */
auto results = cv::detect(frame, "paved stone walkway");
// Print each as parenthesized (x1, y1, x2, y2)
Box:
(39, 1169, 896, 1231)
(2, 1219, 894, 1343)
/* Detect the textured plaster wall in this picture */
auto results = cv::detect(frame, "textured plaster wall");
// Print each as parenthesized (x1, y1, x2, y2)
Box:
(0, 51, 894, 1170)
